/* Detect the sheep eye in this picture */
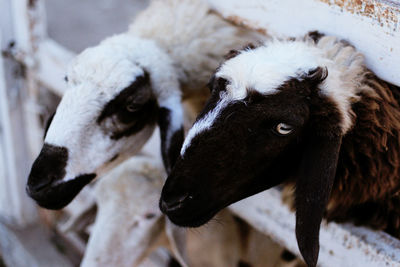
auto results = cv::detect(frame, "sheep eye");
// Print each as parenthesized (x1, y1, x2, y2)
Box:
(275, 123, 293, 135)
(125, 102, 139, 113)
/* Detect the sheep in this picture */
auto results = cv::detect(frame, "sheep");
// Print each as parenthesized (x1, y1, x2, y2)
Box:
(160, 31, 400, 267)
(26, 0, 265, 210)
(81, 155, 166, 267)
(76, 137, 304, 266)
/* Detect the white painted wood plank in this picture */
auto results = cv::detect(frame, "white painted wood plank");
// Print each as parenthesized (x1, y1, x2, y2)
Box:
(11, 0, 47, 53)
(10, 0, 73, 97)
(0, 222, 72, 267)
(0, 32, 20, 223)
(230, 189, 400, 267)
(0, 31, 38, 226)
(208, 0, 400, 87)
(11, 0, 51, 157)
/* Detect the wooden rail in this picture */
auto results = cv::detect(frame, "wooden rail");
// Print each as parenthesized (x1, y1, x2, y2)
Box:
(230, 189, 400, 267)
(0, 0, 76, 265)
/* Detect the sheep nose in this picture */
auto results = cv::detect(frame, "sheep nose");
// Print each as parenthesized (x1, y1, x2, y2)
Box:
(27, 143, 68, 197)
(160, 193, 190, 212)
(26, 175, 54, 194)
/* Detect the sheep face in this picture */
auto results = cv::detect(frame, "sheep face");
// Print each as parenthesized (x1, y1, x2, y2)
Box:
(161, 41, 348, 267)
(161, 84, 310, 225)
(27, 69, 157, 210)
(27, 35, 184, 210)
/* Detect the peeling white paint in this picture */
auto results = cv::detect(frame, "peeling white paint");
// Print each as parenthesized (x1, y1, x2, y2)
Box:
(208, 0, 400, 87)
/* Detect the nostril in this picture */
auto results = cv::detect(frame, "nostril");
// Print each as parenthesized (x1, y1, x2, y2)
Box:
(27, 176, 55, 193)
(161, 193, 191, 212)
(27, 143, 68, 194)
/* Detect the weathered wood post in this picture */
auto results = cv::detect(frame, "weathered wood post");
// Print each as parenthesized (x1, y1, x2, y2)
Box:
(0, 0, 73, 265)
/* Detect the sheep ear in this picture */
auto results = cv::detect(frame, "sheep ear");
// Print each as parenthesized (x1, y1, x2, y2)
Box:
(158, 97, 184, 174)
(295, 133, 342, 267)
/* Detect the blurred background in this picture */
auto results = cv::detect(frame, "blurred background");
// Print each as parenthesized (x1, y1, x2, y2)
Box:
(47, 0, 149, 52)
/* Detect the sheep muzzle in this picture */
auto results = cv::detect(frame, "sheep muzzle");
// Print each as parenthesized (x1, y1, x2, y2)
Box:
(26, 143, 96, 209)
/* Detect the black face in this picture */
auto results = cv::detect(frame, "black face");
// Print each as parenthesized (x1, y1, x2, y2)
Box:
(161, 66, 344, 267)
(160, 76, 313, 226)
(26, 143, 96, 209)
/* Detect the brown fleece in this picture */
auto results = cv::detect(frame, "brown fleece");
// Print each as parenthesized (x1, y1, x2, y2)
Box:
(325, 72, 400, 237)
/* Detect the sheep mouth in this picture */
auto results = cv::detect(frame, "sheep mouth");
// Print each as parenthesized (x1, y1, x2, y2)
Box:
(162, 202, 228, 228)
(165, 209, 220, 227)
(26, 174, 96, 210)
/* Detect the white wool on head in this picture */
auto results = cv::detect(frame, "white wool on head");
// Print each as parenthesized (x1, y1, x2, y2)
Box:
(181, 91, 231, 155)
(67, 34, 181, 105)
(216, 41, 322, 99)
(181, 35, 367, 155)
(215, 36, 366, 133)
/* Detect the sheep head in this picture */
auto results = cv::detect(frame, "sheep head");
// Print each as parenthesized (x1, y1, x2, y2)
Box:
(160, 39, 357, 267)
(27, 35, 183, 210)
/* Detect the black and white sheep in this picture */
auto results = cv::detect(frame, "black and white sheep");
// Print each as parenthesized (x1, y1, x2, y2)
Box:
(81, 147, 301, 266)
(26, 0, 264, 209)
(160, 32, 400, 267)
